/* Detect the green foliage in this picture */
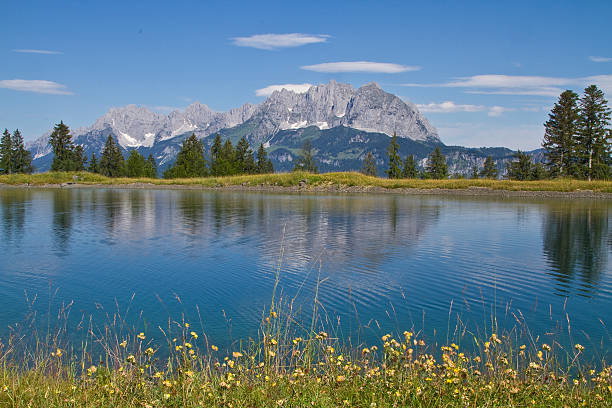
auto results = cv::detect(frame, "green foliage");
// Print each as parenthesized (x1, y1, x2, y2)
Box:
(88, 153, 99, 174)
(543, 90, 580, 177)
(532, 162, 547, 180)
(72, 145, 87, 171)
(124, 150, 148, 178)
(480, 156, 498, 179)
(426, 146, 448, 179)
(1, 129, 33, 174)
(360, 152, 377, 177)
(471, 165, 479, 179)
(0, 129, 13, 174)
(145, 154, 158, 178)
(506, 150, 535, 180)
(49, 121, 83, 172)
(164, 134, 208, 179)
(99, 135, 125, 177)
(385, 133, 402, 179)
(235, 136, 256, 174)
(209, 134, 239, 176)
(402, 154, 418, 178)
(576, 85, 611, 180)
(293, 139, 318, 173)
(256, 144, 274, 174)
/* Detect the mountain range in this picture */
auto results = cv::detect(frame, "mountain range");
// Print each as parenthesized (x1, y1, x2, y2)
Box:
(27, 81, 540, 175)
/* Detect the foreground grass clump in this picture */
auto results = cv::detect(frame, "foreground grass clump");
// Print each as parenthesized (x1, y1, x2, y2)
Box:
(1, 319, 610, 407)
(1, 171, 611, 192)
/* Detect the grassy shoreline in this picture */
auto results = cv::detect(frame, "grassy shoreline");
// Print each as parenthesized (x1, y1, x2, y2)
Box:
(1, 171, 612, 194)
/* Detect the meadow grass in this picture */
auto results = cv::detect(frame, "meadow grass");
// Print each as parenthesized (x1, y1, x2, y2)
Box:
(1, 171, 612, 193)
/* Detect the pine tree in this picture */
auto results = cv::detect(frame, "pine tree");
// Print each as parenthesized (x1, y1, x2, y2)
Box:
(163, 133, 208, 178)
(10, 129, 33, 173)
(209, 134, 223, 175)
(293, 139, 318, 173)
(0, 129, 13, 174)
(360, 152, 377, 177)
(145, 154, 157, 178)
(99, 135, 124, 177)
(125, 150, 147, 177)
(235, 136, 255, 174)
(480, 156, 498, 179)
(88, 153, 99, 173)
(471, 165, 479, 179)
(385, 133, 402, 179)
(72, 145, 87, 171)
(402, 154, 418, 178)
(542, 90, 579, 177)
(49, 121, 76, 171)
(576, 85, 611, 180)
(256, 144, 274, 174)
(506, 150, 534, 180)
(532, 162, 547, 180)
(215, 139, 237, 176)
(426, 147, 448, 179)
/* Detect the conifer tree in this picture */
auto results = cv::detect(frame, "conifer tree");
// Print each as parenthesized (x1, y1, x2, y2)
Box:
(532, 162, 547, 180)
(72, 145, 87, 171)
(163, 133, 208, 178)
(426, 147, 448, 179)
(99, 135, 124, 177)
(145, 154, 157, 178)
(235, 136, 255, 174)
(125, 150, 147, 177)
(0, 129, 13, 174)
(471, 165, 479, 179)
(576, 85, 611, 180)
(49, 121, 78, 171)
(360, 152, 377, 177)
(293, 139, 318, 173)
(256, 143, 274, 174)
(542, 90, 579, 177)
(10, 129, 33, 173)
(88, 153, 99, 173)
(402, 154, 418, 178)
(385, 133, 402, 179)
(506, 150, 534, 180)
(480, 156, 498, 179)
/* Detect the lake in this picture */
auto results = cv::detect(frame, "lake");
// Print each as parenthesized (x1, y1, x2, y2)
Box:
(1, 187, 610, 357)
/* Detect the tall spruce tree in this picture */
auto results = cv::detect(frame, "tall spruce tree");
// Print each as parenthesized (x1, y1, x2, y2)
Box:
(426, 147, 448, 179)
(88, 153, 99, 173)
(471, 165, 479, 179)
(402, 154, 418, 178)
(49, 121, 76, 171)
(294, 139, 318, 173)
(256, 143, 274, 174)
(125, 150, 147, 177)
(0, 129, 13, 174)
(385, 133, 402, 179)
(576, 85, 611, 180)
(99, 135, 124, 177)
(542, 90, 580, 177)
(10, 129, 33, 173)
(480, 156, 498, 179)
(360, 152, 377, 177)
(506, 150, 534, 180)
(163, 133, 208, 178)
(72, 145, 87, 171)
(145, 154, 158, 178)
(235, 136, 255, 174)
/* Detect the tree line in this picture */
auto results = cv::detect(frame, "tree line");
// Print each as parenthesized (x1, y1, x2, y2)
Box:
(0, 128, 33, 174)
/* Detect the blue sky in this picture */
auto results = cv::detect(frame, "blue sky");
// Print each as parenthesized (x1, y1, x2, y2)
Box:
(1, 0, 611, 150)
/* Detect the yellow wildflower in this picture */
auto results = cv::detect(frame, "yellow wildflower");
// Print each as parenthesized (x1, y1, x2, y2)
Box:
(233, 351, 243, 358)
(137, 332, 145, 340)
(211, 345, 218, 351)
(190, 331, 198, 339)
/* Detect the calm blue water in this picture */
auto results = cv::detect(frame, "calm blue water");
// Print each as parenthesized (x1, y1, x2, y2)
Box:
(1, 188, 611, 356)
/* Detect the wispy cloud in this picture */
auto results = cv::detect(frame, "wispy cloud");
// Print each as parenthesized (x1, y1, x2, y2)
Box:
(231, 33, 329, 50)
(589, 56, 612, 63)
(416, 101, 485, 113)
(403, 74, 612, 96)
(0, 79, 73, 95)
(13, 49, 62, 55)
(255, 83, 313, 97)
(302, 61, 419, 74)
(487, 106, 515, 117)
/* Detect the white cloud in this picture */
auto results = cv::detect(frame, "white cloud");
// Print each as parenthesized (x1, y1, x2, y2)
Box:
(589, 56, 612, 63)
(403, 74, 612, 96)
(13, 49, 62, 55)
(231, 33, 329, 50)
(301, 61, 419, 73)
(256, 83, 313, 97)
(416, 101, 485, 113)
(487, 106, 515, 117)
(0, 79, 73, 95)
